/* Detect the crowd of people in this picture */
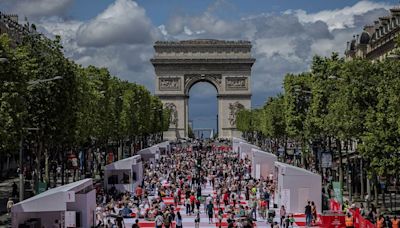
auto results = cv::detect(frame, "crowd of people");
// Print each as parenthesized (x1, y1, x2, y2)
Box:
(93, 141, 294, 228)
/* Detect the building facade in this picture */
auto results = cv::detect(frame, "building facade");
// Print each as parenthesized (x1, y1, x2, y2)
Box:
(345, 8, 400, 61)
(0, 12, 31, 45)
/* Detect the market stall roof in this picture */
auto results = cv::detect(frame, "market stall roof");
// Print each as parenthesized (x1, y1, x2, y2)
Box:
(12, 178, 93, 213)
(251, 148, 277, 158)
(275, 161, 320, 177)
(154, 141, 170, 148)
(137, 146, 158, 155)
(105, 155, 141, 171)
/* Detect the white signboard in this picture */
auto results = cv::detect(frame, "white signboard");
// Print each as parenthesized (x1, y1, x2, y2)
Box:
(281, 189, 290, 212)
(65, 211, 76, 227)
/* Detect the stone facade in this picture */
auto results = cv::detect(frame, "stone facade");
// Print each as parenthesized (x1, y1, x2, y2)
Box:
(345, 8, 400, 61)
(0, 12, 31, 46)
(151, 39, 255, 140)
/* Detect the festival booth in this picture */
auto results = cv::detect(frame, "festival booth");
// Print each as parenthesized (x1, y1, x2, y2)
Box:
(12, 179, 96, 228)
(137, 146, 160, 163)
(274, 162, 322, 214)
(154, 141, 171, 155)
(238, 142, 259, 160)
(104, 155, 143, 193)
(232, 137, 247, 153)
(251, 148, 277, 179)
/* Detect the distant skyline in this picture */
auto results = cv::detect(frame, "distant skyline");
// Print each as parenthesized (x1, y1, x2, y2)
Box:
(0, 0, 396, 131)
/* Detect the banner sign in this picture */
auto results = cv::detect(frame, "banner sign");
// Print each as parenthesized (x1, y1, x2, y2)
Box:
(332, 182, 343, 204)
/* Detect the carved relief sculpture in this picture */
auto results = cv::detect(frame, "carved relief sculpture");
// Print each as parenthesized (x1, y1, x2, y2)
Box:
(226, 77, 248, 90)
(159, 78, 181, 91)
(165, 103, 178, 127)
(228, 101, 245, 126)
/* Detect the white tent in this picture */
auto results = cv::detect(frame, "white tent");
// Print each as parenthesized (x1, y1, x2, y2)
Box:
(232, 137, 247, 153)
(12, 178, 96, 228)
(137, 145, 160, 163)
(238, 142, 259, 160)
(104, 155, 143, 193)
(251, 148, 277, 179)
(155, 141, 171, 154)
(274, 162, 322, 214)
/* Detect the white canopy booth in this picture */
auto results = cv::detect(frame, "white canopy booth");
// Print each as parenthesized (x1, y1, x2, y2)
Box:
(238, 142, 259, 160)
(155, 141, 171, 154)
(137, 146, 160, 163)
(12, 178, 96, 228)
(104, 155, 143, 193)
(232, 137, 247, 153)
(274, 162, 322, 214)
(251, 148, 277, 180)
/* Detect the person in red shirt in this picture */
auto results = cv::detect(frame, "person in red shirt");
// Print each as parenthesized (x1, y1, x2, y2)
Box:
(223, 192, 229, 206)
(190, 194, 196, 214)
(135, 185, 143, 202)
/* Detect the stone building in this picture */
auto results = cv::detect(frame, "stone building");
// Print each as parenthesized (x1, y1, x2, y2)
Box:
(0, 12, 31, 45)
(345, 7, 400, 61)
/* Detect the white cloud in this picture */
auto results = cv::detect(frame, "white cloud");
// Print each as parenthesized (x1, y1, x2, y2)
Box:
(76, 0, 159, 47)
(1, 0, 73, 19)
(288, 1, 391, 30)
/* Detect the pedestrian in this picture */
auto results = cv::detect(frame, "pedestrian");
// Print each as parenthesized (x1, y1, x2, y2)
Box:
(155, 212, 164, 228)
(175, 211, 183, 228)
(6, 198, 13, 215)
(12, 182, 17, 198)
(185, 197, 191, 215)
(391, 216, 399, 228)
(377, 215, 385, 228)
(115, 215, 124, 228)
(305, 201, 312, 227)
(207, 201, 214, 224)
(280, 205, 286, 226)
(311, 201, 317, 225)
(194, 210, 200, 228)
(53, 219, 61, 228)
(218, 208, 223, 227)
(131, 218, 140, 228)
(345, 213, 354, 228)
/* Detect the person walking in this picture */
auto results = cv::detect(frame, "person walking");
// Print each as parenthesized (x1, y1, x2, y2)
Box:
(305, 201, 312, 227)
(280, 205, 286, 227)
(207, 201, 215, 224)
(155, 212, 164, 228)
(311, 201, 317, 225)
(175, 211, 183, 228)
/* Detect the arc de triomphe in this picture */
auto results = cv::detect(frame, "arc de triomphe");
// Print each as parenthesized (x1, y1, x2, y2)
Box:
(151, 39, 255, 140)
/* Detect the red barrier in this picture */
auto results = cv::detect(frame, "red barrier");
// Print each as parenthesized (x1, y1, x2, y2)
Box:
(320, 213, 346, 228)
(330, 199, 341, 212)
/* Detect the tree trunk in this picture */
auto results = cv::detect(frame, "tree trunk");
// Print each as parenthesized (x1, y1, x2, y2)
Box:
(44, 148, 49, 188)
(337, 139, 344, 192)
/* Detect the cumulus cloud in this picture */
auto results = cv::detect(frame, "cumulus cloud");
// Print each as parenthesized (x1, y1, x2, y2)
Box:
(0, 0, 73, 19)
(76, 0, 159, 47)
(288, 1, 391, 30)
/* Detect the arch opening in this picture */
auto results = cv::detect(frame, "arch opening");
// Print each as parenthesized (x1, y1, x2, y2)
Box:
(188, 81, 218, 139)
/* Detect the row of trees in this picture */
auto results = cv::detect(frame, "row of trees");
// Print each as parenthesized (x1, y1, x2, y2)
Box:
(0, 32, 169, 187)
(237, 52, 400, 199)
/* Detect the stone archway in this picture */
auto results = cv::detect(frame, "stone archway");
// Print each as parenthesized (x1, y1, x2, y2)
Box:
(151, 39, 255, 139)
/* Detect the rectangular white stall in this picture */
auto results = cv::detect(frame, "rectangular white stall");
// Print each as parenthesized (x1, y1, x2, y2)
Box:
(232, 137, 247, 153)
(238, 142, 259, 160)
(274, 162, 322, 214)
(104, 155, 143, 193)
(155, 141, 171, 154)
(251, 148, 277, 180)
(12, 179, 96, 228)
(137, 146, 160, 163)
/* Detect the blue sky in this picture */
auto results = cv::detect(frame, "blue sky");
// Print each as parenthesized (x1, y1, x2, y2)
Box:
(1, 0, 395, 131)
